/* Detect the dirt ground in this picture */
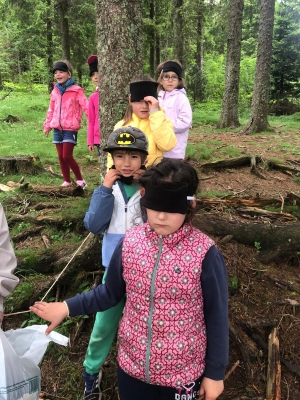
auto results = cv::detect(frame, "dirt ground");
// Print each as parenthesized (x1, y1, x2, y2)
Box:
(4, 129, 300, 400)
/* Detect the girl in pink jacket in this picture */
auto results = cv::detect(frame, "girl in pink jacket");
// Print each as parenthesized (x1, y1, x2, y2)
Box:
(86, 55, 100, 156)
(43, 60, 89, 188)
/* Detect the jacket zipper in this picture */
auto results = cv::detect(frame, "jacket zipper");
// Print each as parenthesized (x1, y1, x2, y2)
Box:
(59, 92, 63, 130)
(145, 235, 163, 383)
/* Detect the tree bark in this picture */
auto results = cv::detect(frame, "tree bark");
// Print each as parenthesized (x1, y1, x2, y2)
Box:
(266, 328, 281, 400)
(149, 0, 155, 77)
(241, 0, 276, 134)
(192, 0, 205, 102)
(46, 0, 53, 93)
(57, 0, 71, 60)
(217, 0, 243, 129)
(0, 156, 42, 175)
(173, 0, 184, 66)
(95, 0, 143, 180)
(194, 213, 300, 262)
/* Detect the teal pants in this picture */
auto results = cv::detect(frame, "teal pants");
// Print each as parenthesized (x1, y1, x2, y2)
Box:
(83, 272, 125, 375)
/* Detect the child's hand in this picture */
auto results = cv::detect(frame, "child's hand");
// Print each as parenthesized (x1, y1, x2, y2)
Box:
(143, 96, 159, 112)
(29, 301, 69, 335)
(103, 168, 121, 188)
(88, 145, 94, 153)
(199, 377, 224, 400)
(132, 168, 146, 180)
(44, 129, 49, 137)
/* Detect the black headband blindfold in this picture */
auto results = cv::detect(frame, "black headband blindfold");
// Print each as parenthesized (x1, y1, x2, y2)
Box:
(140, 182, 189, 214)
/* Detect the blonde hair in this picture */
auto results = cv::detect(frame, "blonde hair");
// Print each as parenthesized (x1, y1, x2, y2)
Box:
(122, 75, 156, 126)
(156, 59, 185, 91)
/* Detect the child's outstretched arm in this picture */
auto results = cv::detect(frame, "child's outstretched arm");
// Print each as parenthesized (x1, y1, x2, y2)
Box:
(199, 377, 224, 400)
(31, 239, 126, 335)
(30, 301, 69, 335)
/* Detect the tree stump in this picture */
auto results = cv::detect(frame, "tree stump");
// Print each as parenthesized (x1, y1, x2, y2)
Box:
(0, 156, 42, 174)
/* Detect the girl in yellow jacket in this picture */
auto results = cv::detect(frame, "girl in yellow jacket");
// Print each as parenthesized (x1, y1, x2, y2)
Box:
(108, 75, 176, 169)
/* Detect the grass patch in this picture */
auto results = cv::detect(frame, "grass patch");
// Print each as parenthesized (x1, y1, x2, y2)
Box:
(4, 273, 48, 312)
(198, 190, 232, 198)
(219, 145, 242, 158)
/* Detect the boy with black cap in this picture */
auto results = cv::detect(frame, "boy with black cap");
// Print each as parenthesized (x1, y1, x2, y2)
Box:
(82, 126, 148, 399)
(107, 75, 176, 169)
(86, 55, 100, 155)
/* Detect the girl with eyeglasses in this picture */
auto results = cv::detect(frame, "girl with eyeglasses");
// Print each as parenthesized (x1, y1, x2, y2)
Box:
(157, 60, 192, 160)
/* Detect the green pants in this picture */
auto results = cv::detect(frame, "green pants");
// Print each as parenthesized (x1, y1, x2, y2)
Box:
(83, 272, 125, 375)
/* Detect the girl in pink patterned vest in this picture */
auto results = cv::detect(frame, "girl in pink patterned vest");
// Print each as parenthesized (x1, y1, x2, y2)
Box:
(30, 159, 228, 400)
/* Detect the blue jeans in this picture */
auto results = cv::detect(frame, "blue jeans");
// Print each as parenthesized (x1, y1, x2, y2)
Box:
(52, 129, 78, 145)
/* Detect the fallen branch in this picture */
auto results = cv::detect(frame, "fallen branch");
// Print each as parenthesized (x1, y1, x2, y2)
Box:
(201, 156, 254, 169)
(194, 214, 300, 262)
(229, 323, 253, 380)
(287, 192, 300, 207)
(42, 234, 51, 248)
(12, 226, 43, 243)
(243, 326, 300, 378)
(267, 160, 300, 174)
(225, 360, 240, 380)
(236, 207, 295, 221)
(196, 196, 281, 209)
(268, 276, 300, 295)
(266, 328, 281, 400)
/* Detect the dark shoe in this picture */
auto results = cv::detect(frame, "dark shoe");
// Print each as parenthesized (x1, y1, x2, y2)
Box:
(83, 370, 102, 400)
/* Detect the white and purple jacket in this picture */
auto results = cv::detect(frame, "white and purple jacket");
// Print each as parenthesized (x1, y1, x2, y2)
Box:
(66, 222, 229, 387)
(158, 88, 192, 159)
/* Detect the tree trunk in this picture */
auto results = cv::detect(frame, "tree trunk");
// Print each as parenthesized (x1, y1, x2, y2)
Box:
(173, 0, 184, 66)
(95, 0, 143, 180)
(0, 156, 42, 175)
(217, 0, 243, 129)
(57, 0, 71, 60)
(194, 213, 300, 262)
(194, 0, 205, 102)
(149, 0, 155, 78)
(241, 0, 276, 134)
(46, 0, 53, 93)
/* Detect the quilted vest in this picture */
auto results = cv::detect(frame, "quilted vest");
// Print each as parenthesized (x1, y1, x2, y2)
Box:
(118, 221, 215, 387)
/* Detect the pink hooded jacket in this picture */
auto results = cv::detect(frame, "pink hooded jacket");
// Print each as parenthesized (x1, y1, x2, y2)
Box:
(87, 90, 100, 146)
(44, 85, 88, 133)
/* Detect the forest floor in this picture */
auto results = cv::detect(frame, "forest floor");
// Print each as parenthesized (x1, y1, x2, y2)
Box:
(3, 126, 300, 400)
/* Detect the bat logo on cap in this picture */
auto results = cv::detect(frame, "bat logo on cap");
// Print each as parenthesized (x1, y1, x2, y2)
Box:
(115, 133, 136, 145)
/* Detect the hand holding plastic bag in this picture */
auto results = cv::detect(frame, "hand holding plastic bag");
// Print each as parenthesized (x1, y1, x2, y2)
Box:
(0, 325, 68, 400)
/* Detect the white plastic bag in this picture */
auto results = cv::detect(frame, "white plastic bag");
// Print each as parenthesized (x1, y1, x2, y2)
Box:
(0, 325, 68, 400)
